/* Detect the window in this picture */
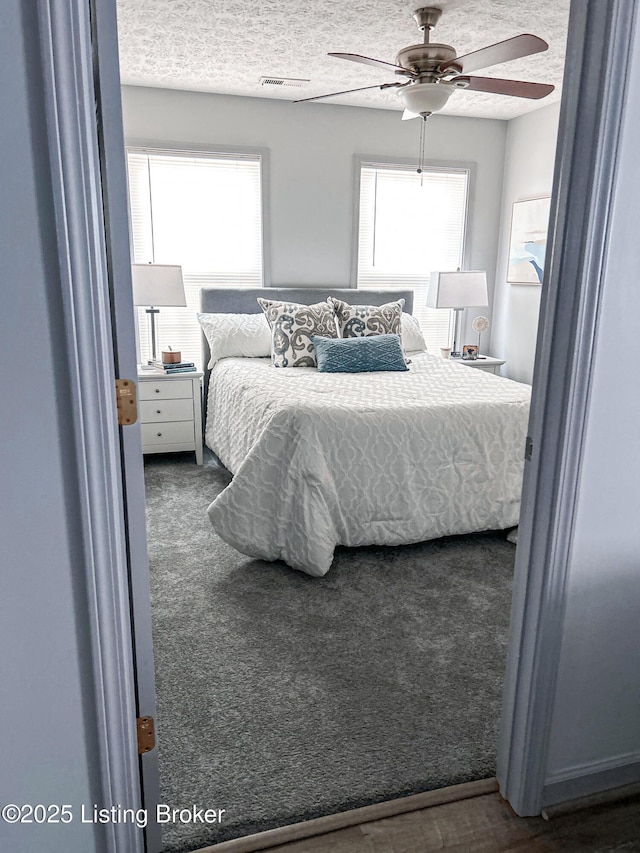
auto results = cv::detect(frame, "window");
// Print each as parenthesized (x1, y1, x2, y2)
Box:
(356, 162, 469, 350)
(127, 148, 265, 367)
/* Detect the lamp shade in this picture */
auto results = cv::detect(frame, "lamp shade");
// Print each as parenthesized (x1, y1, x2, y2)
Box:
(131, 264, 186, 307)
(427, 271, 488, 309)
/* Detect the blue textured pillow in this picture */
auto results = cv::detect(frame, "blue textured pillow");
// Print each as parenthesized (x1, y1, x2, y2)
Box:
(311, 334, 409, 373)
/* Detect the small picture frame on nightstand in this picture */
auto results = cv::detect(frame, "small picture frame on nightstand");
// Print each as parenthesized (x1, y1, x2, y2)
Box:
(462, 345, 479, 360)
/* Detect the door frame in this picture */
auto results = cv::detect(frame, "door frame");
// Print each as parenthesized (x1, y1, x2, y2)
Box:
(36, 0, 154, 850)
(38, 1, 638, 852)
(497, 0, 638, 814)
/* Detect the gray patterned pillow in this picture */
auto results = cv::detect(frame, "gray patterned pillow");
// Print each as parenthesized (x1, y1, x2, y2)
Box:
(327, 297, 405, 338)
(257, 298, 338, 367)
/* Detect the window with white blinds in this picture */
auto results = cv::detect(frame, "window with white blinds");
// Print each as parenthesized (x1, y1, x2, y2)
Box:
(356, 163, 469, 350)
(127, 148, 264, 367)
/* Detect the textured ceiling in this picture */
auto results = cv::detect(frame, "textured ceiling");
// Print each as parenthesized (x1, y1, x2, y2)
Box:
(117, 0, 570, 120)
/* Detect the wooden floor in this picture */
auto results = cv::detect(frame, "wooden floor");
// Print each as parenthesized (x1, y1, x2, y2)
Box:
(262, 791, 640, 853)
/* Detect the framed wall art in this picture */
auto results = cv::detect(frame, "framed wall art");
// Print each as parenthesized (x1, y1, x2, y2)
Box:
(507, 196, 551, 284)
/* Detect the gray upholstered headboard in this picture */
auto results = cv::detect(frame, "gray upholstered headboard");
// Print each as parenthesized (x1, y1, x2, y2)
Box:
(199, 287, 414, 397)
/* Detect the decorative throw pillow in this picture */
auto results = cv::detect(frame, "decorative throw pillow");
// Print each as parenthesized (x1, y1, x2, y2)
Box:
(327, 297, 405, 338)
(197, 312, 271, 369)
(257, 298, 338, 367)
(401, 312, 427, 353)
(311, 334, 409, 374)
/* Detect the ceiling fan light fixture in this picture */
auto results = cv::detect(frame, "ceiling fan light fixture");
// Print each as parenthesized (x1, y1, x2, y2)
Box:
(399, 81, 455, 116)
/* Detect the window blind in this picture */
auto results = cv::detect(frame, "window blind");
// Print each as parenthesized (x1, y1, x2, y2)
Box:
(127, 148, 264, 368)
(356, 163, 469, 350)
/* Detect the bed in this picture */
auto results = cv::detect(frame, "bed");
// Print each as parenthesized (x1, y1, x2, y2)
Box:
(200, 288, 531, 577)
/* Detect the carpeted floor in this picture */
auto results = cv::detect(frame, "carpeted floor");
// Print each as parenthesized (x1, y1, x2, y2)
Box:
(143, 451, 516, 853)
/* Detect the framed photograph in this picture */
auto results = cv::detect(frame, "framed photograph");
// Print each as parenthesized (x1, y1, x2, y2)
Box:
(462, 344, 478, 360)
(507, 196, 551, 284)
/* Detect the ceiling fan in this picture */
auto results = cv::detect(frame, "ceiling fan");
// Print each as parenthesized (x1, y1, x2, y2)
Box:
(294, 6, 555, 119)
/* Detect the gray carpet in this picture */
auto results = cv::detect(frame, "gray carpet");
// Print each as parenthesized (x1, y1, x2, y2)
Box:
(144, 451, 516, 853)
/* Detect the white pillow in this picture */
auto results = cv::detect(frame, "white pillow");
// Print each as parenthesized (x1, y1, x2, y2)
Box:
(197, 312, 272, 369)
(401, 312, 427, 352)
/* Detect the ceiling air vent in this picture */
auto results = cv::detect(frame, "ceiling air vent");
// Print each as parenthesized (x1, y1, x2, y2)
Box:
(259, 76, 310, 88)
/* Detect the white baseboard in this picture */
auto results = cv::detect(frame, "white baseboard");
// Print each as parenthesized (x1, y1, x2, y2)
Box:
(543, 751, 640, 806)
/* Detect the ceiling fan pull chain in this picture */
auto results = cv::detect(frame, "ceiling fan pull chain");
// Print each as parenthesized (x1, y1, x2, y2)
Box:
(417, 115, 428, 181)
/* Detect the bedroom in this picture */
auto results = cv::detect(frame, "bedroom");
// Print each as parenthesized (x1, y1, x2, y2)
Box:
(6, 3, 640, 853)
(118, 1, 563, 851)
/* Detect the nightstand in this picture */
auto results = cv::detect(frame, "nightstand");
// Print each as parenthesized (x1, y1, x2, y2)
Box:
(137, 369, 204, 465)
(452, 355, 506, 375)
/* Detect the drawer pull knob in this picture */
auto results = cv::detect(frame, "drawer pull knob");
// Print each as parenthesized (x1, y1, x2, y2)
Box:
(155, 389, 161, 394)
(157, 432, 162, 437)
(156, 409, 161, 414)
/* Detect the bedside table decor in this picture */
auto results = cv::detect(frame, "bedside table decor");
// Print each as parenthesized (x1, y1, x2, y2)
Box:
(152, 363, 197, 374)
(151, 355, 197, 374)
(427, 270, 489, 358)
(132, 263, 186, 363)
(462, 344, 479, 360)
(161, 347, 182, 364)
(472, 315, 490, 351)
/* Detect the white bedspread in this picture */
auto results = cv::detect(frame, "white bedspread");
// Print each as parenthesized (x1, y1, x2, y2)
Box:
(205, 353, 531, 577)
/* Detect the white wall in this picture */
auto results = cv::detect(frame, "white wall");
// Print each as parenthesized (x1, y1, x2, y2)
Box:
(492, 103, 560, 383)
(121, 86, 507, 346)
(0, 3, 101, 852)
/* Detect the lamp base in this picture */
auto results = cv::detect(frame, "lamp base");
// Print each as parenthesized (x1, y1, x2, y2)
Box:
(145, 306, 160, 363)
(450, 308, 465, 361)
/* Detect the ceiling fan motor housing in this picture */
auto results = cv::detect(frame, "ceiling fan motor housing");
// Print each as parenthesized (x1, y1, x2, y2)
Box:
(396, 43, 460, 77)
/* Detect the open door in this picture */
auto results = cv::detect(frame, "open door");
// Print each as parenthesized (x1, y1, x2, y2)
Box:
(90, 2, 162, 850)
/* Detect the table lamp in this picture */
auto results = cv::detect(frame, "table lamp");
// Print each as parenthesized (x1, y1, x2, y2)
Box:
(131, 264, 186, 363)
(427, 270, 488, 358)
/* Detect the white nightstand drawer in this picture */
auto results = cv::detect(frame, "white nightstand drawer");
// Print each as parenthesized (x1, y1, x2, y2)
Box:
(470, 364, 499, 373)
(138, 379, 193, 401)
(141, 421, 195, 447)
(452, 356, 505, 376)
(139, 398, 193, 424)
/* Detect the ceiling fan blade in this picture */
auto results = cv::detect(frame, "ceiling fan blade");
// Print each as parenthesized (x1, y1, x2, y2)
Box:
(458, 76, 555, 99)
(293, 82, 399, 104)
(402, 109, 419, 120)
(440, 34, 549, 75)
(329, 52, 415, 76)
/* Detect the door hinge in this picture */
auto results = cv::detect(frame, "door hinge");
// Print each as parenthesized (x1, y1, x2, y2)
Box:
(116, 378, 138, 426)
(137, 716, 155, 754)
(525, 435, 534, 462)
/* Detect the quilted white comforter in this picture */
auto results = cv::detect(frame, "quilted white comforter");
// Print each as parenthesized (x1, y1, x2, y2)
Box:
(205, 353, 531, 577)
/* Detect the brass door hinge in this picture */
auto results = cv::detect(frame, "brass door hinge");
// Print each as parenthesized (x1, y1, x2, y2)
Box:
(137, 716, 155, 754)
(116, 378, 138, 426)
